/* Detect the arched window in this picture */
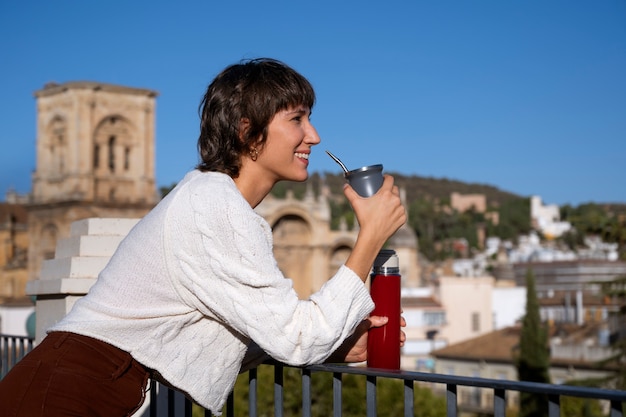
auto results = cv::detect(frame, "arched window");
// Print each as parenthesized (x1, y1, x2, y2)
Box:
(93, 116, 133, 175)
(108, 135, 116, 172)
(47, 116, 67, 175)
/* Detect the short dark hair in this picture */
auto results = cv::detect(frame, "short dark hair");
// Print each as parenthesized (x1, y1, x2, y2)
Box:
(196, 58, 316, 177)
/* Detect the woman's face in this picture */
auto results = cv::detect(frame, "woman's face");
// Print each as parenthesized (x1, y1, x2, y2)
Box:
(254, 105, 321, 183)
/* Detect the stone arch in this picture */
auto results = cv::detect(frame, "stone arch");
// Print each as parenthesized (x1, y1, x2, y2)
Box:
(93, 115, 135, 174)
(271, 214, 312, 246)
(271, 213, 314, 299)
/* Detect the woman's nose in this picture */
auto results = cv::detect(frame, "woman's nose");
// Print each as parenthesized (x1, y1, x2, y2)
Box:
(305, 123, 321, 145)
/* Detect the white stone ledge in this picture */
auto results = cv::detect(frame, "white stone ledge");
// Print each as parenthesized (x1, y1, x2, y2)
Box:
(39, 257, 111, 280)
(55, 235, 125, 258)
(70, 218, 140, 237)
(26, 278, 97, 296)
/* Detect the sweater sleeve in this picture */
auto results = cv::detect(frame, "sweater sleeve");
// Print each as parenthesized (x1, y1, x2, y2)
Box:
(165, 176, 374, 366)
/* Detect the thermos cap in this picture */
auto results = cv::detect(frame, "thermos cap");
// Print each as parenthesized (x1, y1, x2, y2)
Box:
(373, 249, 399, 269)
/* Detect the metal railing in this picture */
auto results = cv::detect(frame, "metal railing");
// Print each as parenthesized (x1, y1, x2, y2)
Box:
(0, 334, 34, 379)
(1, 334, 625, 416)
(150, 361, 626, 417)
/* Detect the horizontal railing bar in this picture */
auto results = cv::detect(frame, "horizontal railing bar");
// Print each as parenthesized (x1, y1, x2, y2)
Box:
(305, 363, 626, 402)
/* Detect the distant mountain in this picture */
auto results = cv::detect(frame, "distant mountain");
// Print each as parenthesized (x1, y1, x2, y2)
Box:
(386, 171, 524, 207)
(285, 171, 525, 208)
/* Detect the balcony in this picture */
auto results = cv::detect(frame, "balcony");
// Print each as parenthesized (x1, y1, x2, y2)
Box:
(2, 334, 625, 417)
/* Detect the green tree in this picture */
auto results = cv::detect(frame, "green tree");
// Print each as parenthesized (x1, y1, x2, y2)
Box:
(493, 197, 531, 241)
(408, 197, 440, 260)
(561, 203, 626, 260)
(159, 183, 177, 198)
(514, 268, 551, 417)
(559, 395, 604, 417)
(212, 364, 446, 416)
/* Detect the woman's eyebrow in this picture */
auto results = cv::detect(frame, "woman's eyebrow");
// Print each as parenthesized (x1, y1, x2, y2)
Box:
(285, 106, 309, 115)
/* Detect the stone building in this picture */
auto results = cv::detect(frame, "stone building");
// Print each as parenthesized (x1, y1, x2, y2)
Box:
(27, 81, 159, 281)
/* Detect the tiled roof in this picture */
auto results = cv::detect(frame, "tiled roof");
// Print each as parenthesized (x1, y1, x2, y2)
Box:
(402, 296, 443, 309)
(432, 326, 520, 362)
(431, 322, 616, 369)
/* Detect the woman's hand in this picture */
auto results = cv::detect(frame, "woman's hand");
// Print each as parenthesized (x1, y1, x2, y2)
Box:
(345, 175, 406, 243)
(327, 313, 407, 364)
(343, 175, 407, 280)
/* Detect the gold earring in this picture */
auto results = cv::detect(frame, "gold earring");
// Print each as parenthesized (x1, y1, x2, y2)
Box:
(250, 147, 259, 161)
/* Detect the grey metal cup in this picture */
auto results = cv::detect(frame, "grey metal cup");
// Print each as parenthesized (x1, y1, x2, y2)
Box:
(345, 164, 384, 197)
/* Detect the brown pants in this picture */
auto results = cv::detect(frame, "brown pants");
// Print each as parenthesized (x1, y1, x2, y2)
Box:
(0, 332, 150, 417)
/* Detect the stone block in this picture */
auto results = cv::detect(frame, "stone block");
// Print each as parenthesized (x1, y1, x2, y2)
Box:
(33, 295, 84, 343)
(70, 218, 140, 237)
(55, 235, 125, 258)
(39, 257, 111, 280)
(26, 278, 97, 296)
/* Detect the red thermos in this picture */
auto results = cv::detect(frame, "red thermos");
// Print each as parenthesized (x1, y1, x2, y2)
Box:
(367, 249, 401, 370)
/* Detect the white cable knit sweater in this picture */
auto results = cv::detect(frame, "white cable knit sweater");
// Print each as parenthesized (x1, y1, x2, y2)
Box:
(51, 170, 374, 415)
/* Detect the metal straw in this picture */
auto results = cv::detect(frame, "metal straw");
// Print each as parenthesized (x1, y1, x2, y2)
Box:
(325, 150, 349, 174)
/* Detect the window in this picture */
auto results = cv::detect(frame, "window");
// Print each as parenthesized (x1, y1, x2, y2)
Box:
(124, 147, 130, 170)
(424, 311, 446, 326)
(108, 135, 116, 172)
(94, 145, 100, 168)
(472, 312, 480, 332)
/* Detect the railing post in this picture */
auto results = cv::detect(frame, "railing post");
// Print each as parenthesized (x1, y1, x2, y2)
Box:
(333, 372, 343, 417)
(249, 367, 257, 417)
(404, 379, 414, 417)
(548, 394, 560, 417)
(302, 368, 312, 417)
(167, 387, 175, 417)
(446, 383, 457, 417)
(184, 398, 192, 417)
(274, 364, 284, 417)
(226, 392, 234, 417)
(609, 399, 624, 417)
(493, 388, 506, 417)
(366, 375, 377, 417)
(1, 336, 7, 378)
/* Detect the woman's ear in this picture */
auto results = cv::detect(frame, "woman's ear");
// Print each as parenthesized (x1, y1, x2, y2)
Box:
(238, 118, 250, 142)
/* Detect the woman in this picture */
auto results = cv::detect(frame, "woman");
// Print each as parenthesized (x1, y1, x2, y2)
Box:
(0, 58, 406, 416)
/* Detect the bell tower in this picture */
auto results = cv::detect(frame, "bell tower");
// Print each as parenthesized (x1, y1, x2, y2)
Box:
(27, 81, 159, 280)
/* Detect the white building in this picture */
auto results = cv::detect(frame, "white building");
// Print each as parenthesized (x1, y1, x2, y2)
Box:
(530, 195, 572, 239)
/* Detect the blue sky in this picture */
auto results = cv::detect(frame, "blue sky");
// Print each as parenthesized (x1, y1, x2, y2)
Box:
(1, 1, 625, 206)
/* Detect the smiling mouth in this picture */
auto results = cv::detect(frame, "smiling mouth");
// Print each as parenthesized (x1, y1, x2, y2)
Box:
(295, 152, 309, 160)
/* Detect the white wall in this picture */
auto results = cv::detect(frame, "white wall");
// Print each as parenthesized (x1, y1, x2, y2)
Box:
(0, 305, 35, 336)
(492, 286, 526, 329)
(437, 276, 495, 345)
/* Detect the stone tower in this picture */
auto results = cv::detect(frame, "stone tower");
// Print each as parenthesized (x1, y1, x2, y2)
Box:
(27, 81, 159, 280)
